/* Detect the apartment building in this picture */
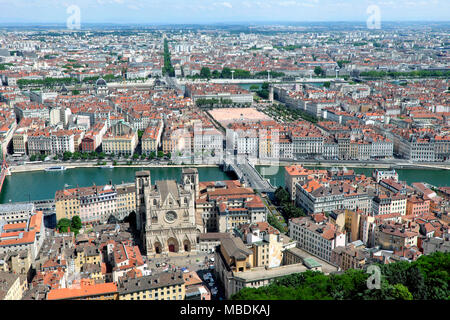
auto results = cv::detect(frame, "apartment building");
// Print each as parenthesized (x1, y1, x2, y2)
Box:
(406, 195, 430, 216)
(238, 222, 287, 268)
(0, 210, 45, 260)
(46, 279, 118, 300)
(374, 222, 419, 251)
(0, 271, 27, 300)
(284, 165, 327, 201)
(372, 193, 407, 216)
(331, 241, 368, 271)
(141, 120, 163, 155)
(55, 184, 122, 225)
(295, 179, 371, 215)
(115, 184, 136, 221)
(185, 83, 253, 104)
(14, 102, 49, 122)
(195, 180, 266, 233)
(50, 130, 76, 154)
(118, 271, 185, 300)
(289, 214, 346, 262)
(102, 121, 138, 155)
(0, 203, 36, 224)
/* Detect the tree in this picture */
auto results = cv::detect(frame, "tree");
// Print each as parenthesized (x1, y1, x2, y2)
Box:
(71, 216, 82, 230)
(323, 81, 331, 88)
(314, 66, 324, 77)
(221, 67, 232, 78)
(30, 154, 37, 161)
(149, 151, 156, 159)
(211, 70, 220, 78)
(275, 187, 290, 205)
(390, 284, 413, 300)
(133, 154, 139, 160)
(231, 252, 450, 300)
(63, 151, 72, 161)
(72, 151, 81, 160)
(200, 67, 211, 79)
(56, 218, 72, 233)
(157, 151, 164, 158)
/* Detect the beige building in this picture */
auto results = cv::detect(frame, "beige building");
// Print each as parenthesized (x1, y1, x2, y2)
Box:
(331, 242, 368, 271)
(116, 184, 136, 221)
(214, 235, 330, 298)
(55, 183, 135, 225)
(12, 128, 27, 154)
(0, 250, 32, 275)
(0, 271, 27, 300)
(141, 121, 163, 155)
(236, 222, 284, 268)
(118, 271, 185, 300)
(102, 121, 138, 155)
(374, 222, 419, 251)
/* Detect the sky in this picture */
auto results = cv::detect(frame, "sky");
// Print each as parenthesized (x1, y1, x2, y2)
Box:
(0, 0, 448, 24)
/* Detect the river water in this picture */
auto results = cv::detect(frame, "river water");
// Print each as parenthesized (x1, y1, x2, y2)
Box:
(0, 165, 448, 203)
(0, 166, 235, 203)
(257, 165, 450, 189)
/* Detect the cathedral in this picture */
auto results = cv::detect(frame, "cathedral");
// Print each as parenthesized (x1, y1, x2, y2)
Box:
(135, 168, 202, 256)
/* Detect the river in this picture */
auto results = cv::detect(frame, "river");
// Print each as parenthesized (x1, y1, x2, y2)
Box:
(0, 166, 235, 203)
(256, 165, 450, 189)
(0, 165, 448, 203)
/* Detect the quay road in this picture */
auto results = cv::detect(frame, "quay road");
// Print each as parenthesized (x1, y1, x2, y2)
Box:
(177, 77, 346, 85)
(261, 158, 450, 170)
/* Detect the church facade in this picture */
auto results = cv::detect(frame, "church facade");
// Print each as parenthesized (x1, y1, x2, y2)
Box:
(135, 168, 202, 256)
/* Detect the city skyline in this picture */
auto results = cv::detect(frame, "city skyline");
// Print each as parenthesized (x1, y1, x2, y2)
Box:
(0, 0, 449, 24)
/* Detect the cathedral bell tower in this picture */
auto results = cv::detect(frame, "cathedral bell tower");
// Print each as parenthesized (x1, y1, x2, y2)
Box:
(135, 170, 151, 234)
(181, 168, 199, 198)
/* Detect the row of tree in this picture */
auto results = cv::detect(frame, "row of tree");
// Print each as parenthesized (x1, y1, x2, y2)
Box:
(16, 74, 121, 88)
(29, 151, 171, 162)
(232, 251, 450, 300)
(360, 69, 450, 79)
(192, 67, 285, 80)
(163, 38, 175, 77)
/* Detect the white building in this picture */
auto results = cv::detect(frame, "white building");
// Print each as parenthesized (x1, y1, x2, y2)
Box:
(289, 215, 346, 262)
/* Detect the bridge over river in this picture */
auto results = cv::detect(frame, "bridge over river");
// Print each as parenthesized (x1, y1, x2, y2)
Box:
(223, 157, 276, 193)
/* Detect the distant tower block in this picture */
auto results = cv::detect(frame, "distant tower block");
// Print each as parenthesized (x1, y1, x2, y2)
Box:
(231, 70, 235, 80)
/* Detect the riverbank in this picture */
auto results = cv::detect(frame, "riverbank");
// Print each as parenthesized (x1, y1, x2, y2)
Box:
(256, 159, 450, 170)
(9, 161, 219, 174)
